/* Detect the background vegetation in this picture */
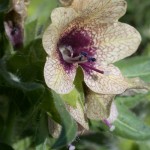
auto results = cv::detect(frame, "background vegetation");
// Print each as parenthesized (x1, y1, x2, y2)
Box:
(0, 0, 150, 150)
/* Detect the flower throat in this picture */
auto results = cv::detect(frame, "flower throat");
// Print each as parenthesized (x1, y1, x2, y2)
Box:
(59, 45, 104, 74)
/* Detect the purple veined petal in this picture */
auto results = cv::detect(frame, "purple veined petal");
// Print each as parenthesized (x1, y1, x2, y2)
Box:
(44, 55, 77, 94)
(51, 7, 78, 31)
(89, 22, 141, 64)
(65, 101, 89, 130)
(71, 0, 127, 23)
(42, 24, 60, 56)
(82, 64, 130, 94)
(58, 19, 141, 65)
(85, 89, 115, 120)
(43, 7, 78, 56)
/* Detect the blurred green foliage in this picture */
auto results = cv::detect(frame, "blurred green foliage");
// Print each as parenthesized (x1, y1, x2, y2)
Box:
(0, 0, 150, 150)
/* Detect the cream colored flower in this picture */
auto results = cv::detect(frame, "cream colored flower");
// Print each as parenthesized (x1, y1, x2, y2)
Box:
(43, 0, 141, 94)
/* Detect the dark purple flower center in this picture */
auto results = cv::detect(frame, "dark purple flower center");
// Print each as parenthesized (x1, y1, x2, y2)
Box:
(58, 27, 104, 74)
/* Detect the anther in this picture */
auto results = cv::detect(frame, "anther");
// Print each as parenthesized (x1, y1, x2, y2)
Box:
(80, 51, 88, 57)
(88, 57, 96, 62)
(79, 56, 83, 61)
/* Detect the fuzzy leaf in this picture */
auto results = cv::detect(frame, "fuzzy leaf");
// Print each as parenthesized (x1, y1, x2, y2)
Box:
(116, 92, 150, 109)
(24, 20, 38, 46)
(51, 91, 77, 149)
(0, 143, 14, 150)
(0, 0, 10, 12)
(115, 56, 150, 82)
(114, 102, 150, 140)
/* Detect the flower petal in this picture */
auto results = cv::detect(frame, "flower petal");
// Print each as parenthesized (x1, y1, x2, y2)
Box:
(62, 21, 141, 64)
(93, 22, 141, 64)
(65, 101, 89, 130)
(42, 24, 59, 56)
(43, 7, 78, 56)
(44, 56, 77, 94)
(82, 64, 130, 94)
(48, 117, 61, 138)
(71, 0, 127, 23)
(51, 7, 78, 31)
(107, 102, 118, 123)
(85, 89, 115, 120)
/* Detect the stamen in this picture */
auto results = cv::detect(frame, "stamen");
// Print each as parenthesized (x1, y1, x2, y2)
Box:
(80, 51, 88, 57)
(81, 64, 104, 74)
(60, 47, 98, 65)
(88, 57, 96, 62)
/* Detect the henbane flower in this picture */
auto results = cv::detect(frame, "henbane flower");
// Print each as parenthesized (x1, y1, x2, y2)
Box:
(43, 0, 141, 94)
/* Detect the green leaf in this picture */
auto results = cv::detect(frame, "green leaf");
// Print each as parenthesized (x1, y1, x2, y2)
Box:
(0, 143, 14, 150)
(36, 138, 52, 150)
(115, 56, 150, 82)
(13, 138, 32, 150)
(116, 92, 150, 109)
(0, 115, 4, 133)
(60, 88, 80, 107)
(138, 141, 150, 150)
(34, 112, 50, 148)
(26, 0, 57, 36)
(40, 89, 61, 123)
(51, 91, 77, 149)
(74, 67, 85, 102)
(27, 0, 57, 23)
(0, 59, 45, 93)
(6, 38, 46, 82)
(0, 0, 10, 12)
(25, 20, 38, 46)
(114, 102, 150, 140)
